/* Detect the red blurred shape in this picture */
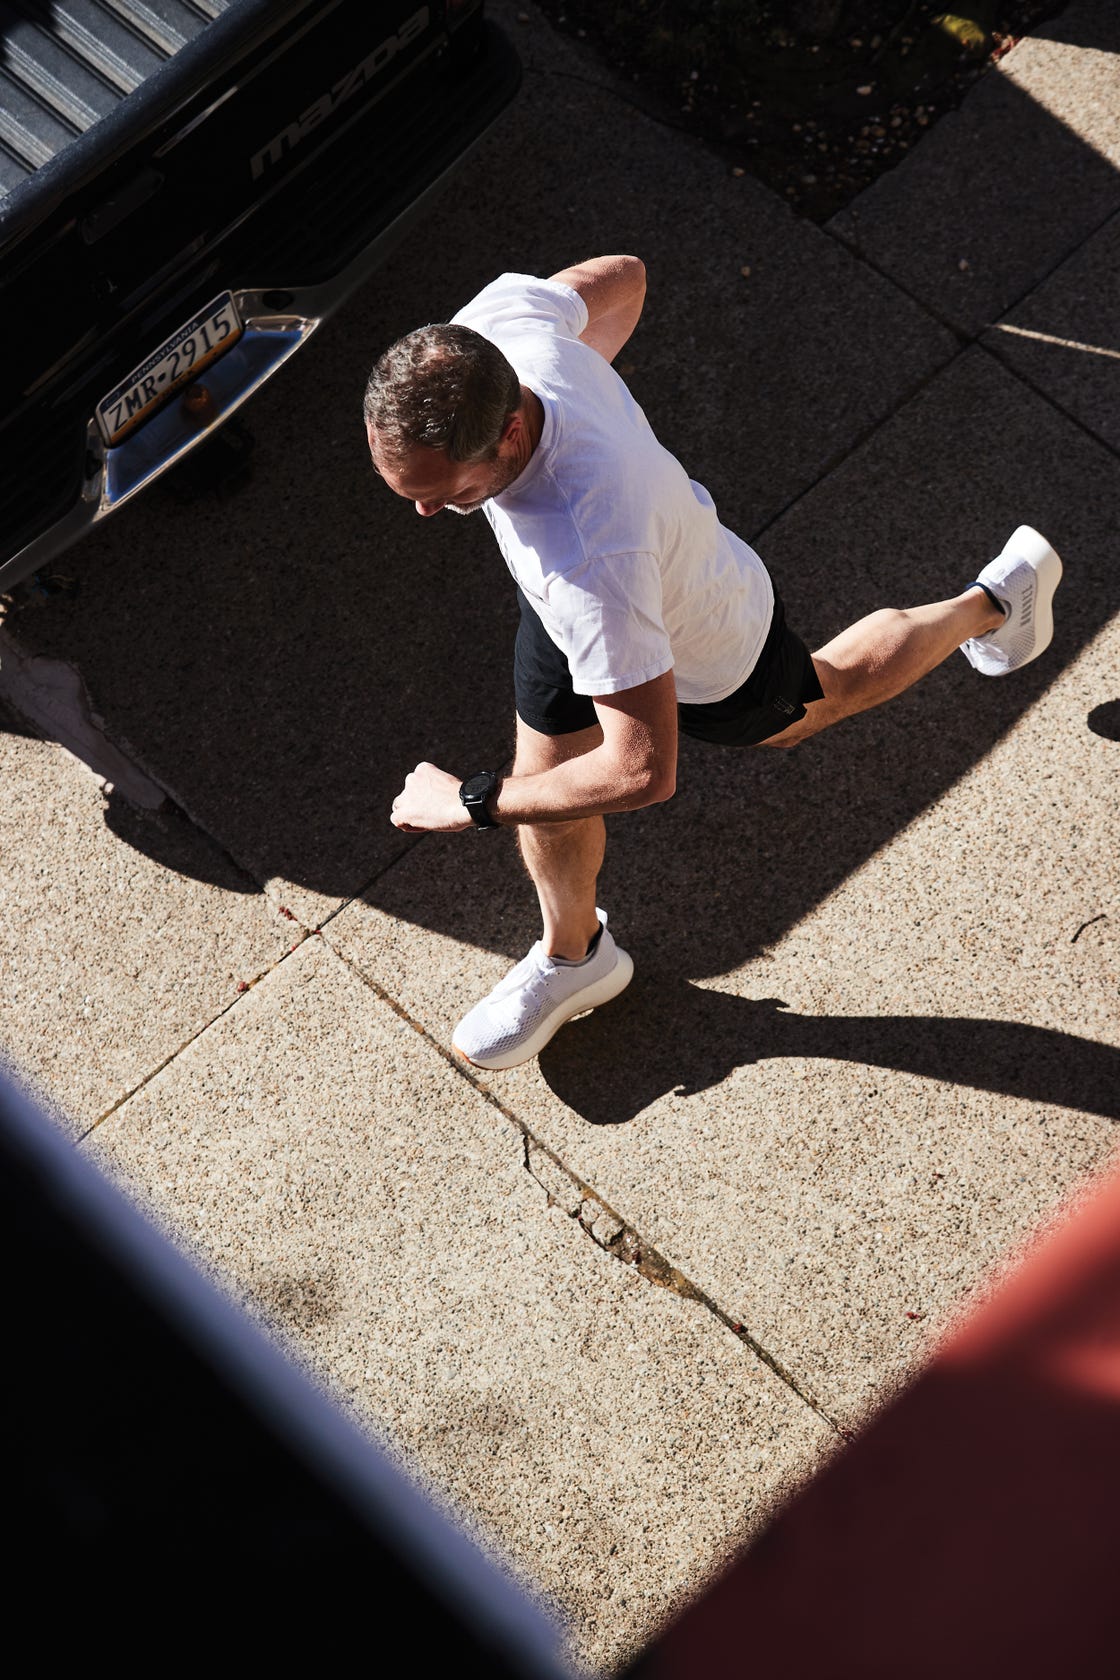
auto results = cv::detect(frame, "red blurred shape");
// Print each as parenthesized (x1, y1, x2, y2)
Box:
(629, 1167, 1120, 1678)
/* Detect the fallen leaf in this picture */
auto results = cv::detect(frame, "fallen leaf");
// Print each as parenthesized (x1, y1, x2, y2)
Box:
(934, 12, 988, 54)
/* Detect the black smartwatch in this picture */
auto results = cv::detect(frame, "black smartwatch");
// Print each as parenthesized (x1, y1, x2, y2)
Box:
(459, 770, 501, 829)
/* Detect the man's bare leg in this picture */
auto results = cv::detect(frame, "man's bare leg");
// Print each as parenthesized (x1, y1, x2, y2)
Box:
(453, 714, 631, 1070)
(763, 586, 1002, 748)
(513, 715, 605, 959)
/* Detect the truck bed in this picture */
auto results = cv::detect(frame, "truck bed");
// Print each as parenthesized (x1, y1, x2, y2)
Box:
(0, 1, 246, 216)
(0, 1, 520, 584)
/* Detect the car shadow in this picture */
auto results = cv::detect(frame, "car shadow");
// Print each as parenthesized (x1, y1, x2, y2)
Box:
(2, 17, 1118, 1044)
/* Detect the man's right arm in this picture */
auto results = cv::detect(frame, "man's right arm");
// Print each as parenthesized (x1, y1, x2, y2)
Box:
(548, 255, 646, 364)
(488, 668, 678, 825)
(387, 669, 677, 833)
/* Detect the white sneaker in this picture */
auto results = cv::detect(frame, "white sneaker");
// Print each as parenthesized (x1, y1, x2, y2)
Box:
(960, 524, 1063, 676)
(452, 909, 633, 1070)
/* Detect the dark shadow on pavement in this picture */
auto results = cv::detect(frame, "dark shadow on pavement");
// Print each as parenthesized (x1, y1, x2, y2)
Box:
(1040, 0, 1117, 51)
(538, 978, 1120, 1126)
(102, 789, 260, 894)
(1087, 699, 1120, 740)
(1, 18, 1117, 990)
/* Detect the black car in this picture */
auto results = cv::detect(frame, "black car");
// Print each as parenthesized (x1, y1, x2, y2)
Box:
(0, 0, 520, 588)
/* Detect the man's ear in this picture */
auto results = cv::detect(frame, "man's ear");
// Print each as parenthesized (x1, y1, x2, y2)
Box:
(501, 407, 522, 441)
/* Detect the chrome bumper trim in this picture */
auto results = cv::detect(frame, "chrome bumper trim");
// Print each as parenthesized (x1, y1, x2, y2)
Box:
(90, 297, 319, 517)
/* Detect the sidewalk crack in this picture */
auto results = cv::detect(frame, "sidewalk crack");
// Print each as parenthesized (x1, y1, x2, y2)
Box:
(522, 1132, 850, 1440)
(325, 926, 848, 1440)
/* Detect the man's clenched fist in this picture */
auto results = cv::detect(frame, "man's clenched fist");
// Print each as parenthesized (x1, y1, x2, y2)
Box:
(390, 762, 473, 832)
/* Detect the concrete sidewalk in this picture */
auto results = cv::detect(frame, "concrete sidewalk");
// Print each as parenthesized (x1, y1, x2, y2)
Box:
(2, 1, 1117, 1671)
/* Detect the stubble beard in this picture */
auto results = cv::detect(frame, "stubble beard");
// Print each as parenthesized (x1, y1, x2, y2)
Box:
(446, 450, 521, 515)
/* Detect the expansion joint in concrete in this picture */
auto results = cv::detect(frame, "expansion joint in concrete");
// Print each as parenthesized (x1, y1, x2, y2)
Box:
(828, 197, 1120, 374)
(977, 335, 1120, 466)
(521, 1132, 850, 1439)
(325, 755, 519, 926)
(80, 928, 319, 1142)
(749, 343, 960, 551)
(322, 931, 850, 1441)
(822, 214, 972, 347)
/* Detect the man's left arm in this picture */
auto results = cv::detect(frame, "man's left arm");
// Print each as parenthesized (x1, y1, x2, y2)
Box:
(548, 255, 646, 365)
(390, 670, 678, 831)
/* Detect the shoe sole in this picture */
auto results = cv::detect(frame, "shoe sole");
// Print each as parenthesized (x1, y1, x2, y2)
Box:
(1027, 524, 1061, 661)
(453, 948, 635, 1071)
(981, 524, 1063, 675)
(1013, 523, 1062, 665)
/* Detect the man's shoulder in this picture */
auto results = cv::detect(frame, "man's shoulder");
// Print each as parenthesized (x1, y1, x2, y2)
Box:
(453, 272, 588, 345)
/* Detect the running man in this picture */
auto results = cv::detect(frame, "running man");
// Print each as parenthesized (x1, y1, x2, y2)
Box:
(363, 257, 1062, 1071)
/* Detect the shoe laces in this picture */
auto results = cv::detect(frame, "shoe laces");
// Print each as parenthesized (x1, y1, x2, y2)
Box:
(489, 948, 555, 1021)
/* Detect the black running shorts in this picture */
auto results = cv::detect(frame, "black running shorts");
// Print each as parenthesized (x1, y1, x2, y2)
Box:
(513, 583, 824, 746)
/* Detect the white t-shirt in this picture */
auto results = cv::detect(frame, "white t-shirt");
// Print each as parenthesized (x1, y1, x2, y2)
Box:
(452, 273, 773, 705)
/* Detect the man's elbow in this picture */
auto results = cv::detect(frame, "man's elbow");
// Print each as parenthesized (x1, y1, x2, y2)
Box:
(653, 761, 677, 803)
(622, 256, 647, 309)
(633, 760, 675, 807)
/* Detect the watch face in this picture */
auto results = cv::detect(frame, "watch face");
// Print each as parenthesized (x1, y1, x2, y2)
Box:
(461, 770, 498, 829)
(462, 772, 496, 801)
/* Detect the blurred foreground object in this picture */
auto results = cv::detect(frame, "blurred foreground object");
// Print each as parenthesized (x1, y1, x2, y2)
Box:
(629, 1158, 1120, 1678)
(2, 1068, 564, 1674)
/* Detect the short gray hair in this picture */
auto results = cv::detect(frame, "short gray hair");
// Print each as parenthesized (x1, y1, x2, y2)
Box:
(363, 323, 520, 464)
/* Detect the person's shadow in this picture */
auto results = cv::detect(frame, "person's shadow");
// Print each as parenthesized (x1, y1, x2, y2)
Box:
(539, 977, 1120, 1126)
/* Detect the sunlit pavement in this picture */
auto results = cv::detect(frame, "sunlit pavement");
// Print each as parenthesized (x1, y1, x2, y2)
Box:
(2, 2, 1117, 1672)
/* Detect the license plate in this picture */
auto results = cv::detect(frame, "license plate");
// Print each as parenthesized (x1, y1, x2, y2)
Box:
(97, 292, 243, 446)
